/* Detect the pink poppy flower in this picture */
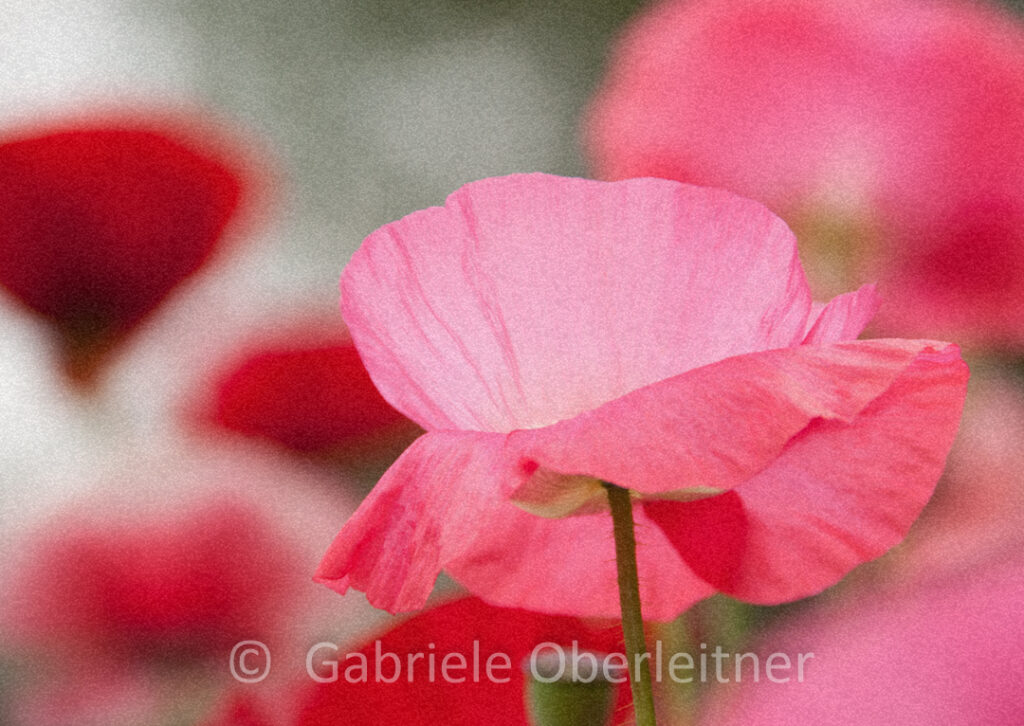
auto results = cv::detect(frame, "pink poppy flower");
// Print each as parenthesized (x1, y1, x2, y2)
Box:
(0, 116, 251, 385)
(699, 562, 1024, 725)
(296, 595, 630, 726)
(203, 322, 419, 459)
(316, 173, 968, 621)
(583, 0, 1024, 347)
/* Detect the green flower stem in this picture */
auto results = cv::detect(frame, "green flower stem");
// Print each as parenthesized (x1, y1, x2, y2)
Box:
(603, 482, 658, 726)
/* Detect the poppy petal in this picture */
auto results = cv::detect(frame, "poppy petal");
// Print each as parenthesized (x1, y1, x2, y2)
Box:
(0, 122, 247, 383)
(316, 431, 712, 619)
(341, 173, 812, 434)
(645, 342, 968, 602)
(507, 340, 964, 509)
(802, 283, 879, 344)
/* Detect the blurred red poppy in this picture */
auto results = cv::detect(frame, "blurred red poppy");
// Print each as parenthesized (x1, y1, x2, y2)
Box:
(3, 446, 368, 673)
(207, 324, 419, 459)
(0, 117, 250, 385)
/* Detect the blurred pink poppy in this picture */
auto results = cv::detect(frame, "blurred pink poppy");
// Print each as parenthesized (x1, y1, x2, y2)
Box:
(0, 115, 255, 385)
(885, 367, 1024, 587)
(700, 561, 1024, 725)
(202, 321, 419, 460)
(295, 595, 630, 726)
(584, 0, 1024, 348)
(316, 173, 968, 620)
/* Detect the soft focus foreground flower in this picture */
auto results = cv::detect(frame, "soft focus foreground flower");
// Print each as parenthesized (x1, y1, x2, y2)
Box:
(295, 596, 630, 726)
(204, 322, 419, 459)
(699, 562, 1024, 725)
(584, 0, 1024, 347)
(0, 118, 248, 385)
(317, 173, 968, 620)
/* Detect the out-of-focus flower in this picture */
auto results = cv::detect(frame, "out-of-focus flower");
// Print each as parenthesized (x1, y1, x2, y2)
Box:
(699, 562, 1024, 725)
(9, 498, 292, 661)
(202, 321, 419, 460)
(584, 0, 1024, 347)
(2, 444, 374, 720)
(0, 117, 251, 385)
(885, 366, 1024, 586)
(295, 595, 629, 726)
(316, 173, 967, 620)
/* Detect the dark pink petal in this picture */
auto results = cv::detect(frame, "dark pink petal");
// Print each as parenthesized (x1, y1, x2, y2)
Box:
(341, 173, 812, 433)
(315, 431, 712, 619)
(445, 496, 715, 621)
(645, 342, 968, 602)
(315, 431, 510, 612)
(508, 339, 961, 508)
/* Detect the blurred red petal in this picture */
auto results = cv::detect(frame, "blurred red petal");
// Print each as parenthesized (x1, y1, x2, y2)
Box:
(296, 596, 629, 726)
(4, 445, 366, 677)
(209, 330, 418, 457)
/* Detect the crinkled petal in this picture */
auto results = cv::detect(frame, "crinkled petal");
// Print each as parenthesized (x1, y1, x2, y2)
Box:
(315, 431, 508, 613)
(508, 339, 962, 510)
(315, 431, 713, 619)
(802, 283, 879, 344)
(644, 342, 968, 603)
(341, 173, 812, 433)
